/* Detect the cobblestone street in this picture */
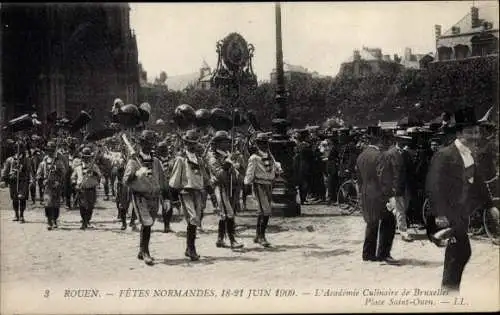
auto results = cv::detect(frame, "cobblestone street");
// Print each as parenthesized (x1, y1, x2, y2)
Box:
(1, 187, 498, 313)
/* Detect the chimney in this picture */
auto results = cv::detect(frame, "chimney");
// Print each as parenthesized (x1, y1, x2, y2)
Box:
(471, 6, 479, 28)
(354, 49, 361, 61)
(434, 24, 442, 40)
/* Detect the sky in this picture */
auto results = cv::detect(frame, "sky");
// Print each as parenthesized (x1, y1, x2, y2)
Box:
(129, 1, 497, 82)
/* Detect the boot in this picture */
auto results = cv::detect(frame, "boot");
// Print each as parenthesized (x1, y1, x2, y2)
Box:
(227, 218, 243, 249)
(46, 208, 53, 230)
(185, 224, 200, 261)
(53, 207, 60, 228)
(79, 207, 87, 230)
(142, 226, 154, 266)
(137, 228, 145, 260)
(19, 199, 26, 223)
(260, 216, 271, 247)
(162, 209, 173, 233)
(87, 208, 94, 228)
(12, 200, 20, 221)
(254, 215, 262, 243)
(216, 219, 227, 248)
(119, 208, 127, 230)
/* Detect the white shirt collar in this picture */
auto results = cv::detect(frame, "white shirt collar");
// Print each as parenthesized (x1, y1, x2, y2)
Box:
(368, 145, 380, 151)
(454, 138, 474, 168)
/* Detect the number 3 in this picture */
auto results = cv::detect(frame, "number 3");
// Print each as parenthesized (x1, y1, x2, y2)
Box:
(44, 289, 50, 298)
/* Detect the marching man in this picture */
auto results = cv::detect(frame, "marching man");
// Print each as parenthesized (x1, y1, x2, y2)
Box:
(207, 130, 244, 249)
(169, 130, 210, 261)
(37, 141, 67, 230)
(1, 140, 33, 223)
(123, 130, 166, 266)
(71, 146, 102, 230)
(244, 132, 282, 247)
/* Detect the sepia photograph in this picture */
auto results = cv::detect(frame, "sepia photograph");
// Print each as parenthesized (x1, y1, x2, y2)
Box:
(1, 1, 499, 314)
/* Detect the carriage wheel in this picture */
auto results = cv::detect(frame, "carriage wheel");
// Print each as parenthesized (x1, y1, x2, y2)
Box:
(468, 209, 485, 236)
(483, 203, 500, 245)
(421, 198, 431, 225)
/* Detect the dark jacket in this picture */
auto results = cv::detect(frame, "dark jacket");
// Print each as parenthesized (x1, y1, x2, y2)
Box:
(383, 145, 408, 196)
(356, 145, 388, 223)
(426, 143, 493, 231)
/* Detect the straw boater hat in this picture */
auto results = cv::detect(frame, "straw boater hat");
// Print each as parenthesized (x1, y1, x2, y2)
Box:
(182, 129, 200, 144)
(212, 130, 231, 142)
(80, 147, 94, 158)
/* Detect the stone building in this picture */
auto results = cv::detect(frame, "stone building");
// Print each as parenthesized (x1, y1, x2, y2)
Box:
(165, 60, 213, 91)
(1, 3, 139, 129)
(435, 5, 499, 61)
(337, 47, 403, 78)
(270, 62, 313, 85)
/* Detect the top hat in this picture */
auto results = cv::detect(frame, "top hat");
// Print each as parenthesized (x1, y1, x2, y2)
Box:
(366, 126, 382, 138)
(212, 130, 231, 142)
(394, 129, 412, 140)
(182, 129, 200, 144)
(454, 106, 479, 128)
(80, 147, 94, 158)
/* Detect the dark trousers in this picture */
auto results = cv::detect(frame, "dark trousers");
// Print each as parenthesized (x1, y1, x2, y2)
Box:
(79, 207, 94, 224)
(64, 170, 72, 207)
(363, 210, 396, 260)
(30, 182, 36, 202)
(327, 171, 339, 203)
(38, 179, 44, 201)
(442, 228, 471, 291)
(298, 179, 309, 204)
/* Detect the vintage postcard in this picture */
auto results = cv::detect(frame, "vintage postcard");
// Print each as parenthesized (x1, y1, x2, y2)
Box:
(1, 1, 499, 314)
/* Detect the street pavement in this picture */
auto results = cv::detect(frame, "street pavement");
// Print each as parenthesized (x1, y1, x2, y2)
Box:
(1, 187, 498, 314)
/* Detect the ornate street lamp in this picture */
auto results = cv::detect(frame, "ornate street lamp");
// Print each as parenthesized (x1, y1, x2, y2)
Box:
(269, 2, 300, 216)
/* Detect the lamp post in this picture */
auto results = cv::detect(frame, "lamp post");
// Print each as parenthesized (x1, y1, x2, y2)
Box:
(268, 2, 300, 217)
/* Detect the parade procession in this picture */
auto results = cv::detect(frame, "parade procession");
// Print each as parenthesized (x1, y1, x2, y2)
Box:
(1, 3, 499, 313)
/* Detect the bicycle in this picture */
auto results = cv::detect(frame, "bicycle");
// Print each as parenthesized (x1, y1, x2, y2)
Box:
(336, 178, 360, 215)
(421, 175, 499, 245)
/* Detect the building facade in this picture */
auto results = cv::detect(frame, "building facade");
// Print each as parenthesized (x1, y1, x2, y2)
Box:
(1, 3, 139, 129)
(165, 60, 213, 91)
(337, 47, 403, 78)
(435, 6, 499, 61)
(270, 62, 314, 85)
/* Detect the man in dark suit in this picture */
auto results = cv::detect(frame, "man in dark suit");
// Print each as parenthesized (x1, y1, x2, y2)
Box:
(426, 106, 496, 292)
(384, 130, 415, 242)
(356, 126, 399, 265)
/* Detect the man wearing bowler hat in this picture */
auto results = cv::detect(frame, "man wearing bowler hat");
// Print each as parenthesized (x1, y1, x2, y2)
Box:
(207, 130, 244, 249)
(357, 126, 400, 265)
(169, 129, 210, 261)
(426, 106, 497, 292)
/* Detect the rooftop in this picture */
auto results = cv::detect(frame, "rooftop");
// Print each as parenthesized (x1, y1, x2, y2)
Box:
(441, 5, 499, 37)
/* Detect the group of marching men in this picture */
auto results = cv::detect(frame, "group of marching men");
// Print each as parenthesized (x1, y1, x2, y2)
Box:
(1, 117, 282, 265)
